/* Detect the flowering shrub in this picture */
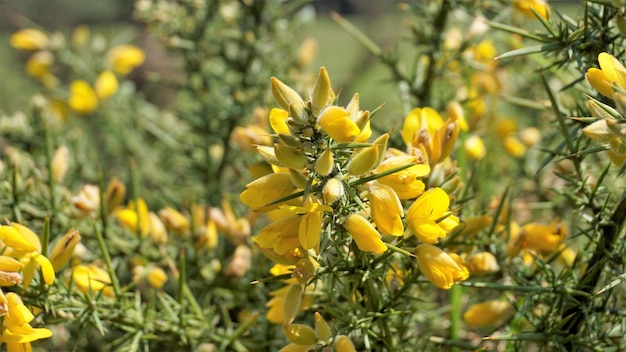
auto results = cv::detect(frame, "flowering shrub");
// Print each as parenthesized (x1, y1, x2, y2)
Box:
(1, 0, 626, 351)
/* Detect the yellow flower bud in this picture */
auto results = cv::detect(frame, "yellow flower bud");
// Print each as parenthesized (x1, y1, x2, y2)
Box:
(283, 324, 318, 346)
(416, 244, 469, 290)
(275, 143, 307, 170)
(311, 67, 331, 115)
(257, 145, 282, 167)
(335, 335, 357, 352)
(512, 0, 549, 20)
(25, 51, 54, 78)
(314, 312, 332, 344)
(224, 244, 252, 277)
(94, 70, 119, 101)
(464, 135, 486, 160)
(148, 212, 168, 245)
(271, 77, 306, 123)
(240, 173, 297, 211)
(269, 108, 291, 135)
(323, 178, 344, 204)
(10, 28, 49, 51)
(347, 145, 378, 176)
(315, 148, 334, 176)
(343, 214, 387, 254)
(520, 127, 542, 147)
(0, 256, 25, 273)
(71, 25, 90, 47)
(463, 300, 512, 327)
(49, 228, 81, 271)
(282, 284, 302, 325)
(158, 207, 190, 236)
(503, 136, 526, 157)
(51, 145, 70, 183)
(105, 177, 126, 213)
(583, 118, 614, 144)
(146, 266, 168, 289)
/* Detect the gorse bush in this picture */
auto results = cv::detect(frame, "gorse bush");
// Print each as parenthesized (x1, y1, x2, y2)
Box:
(1, 0, 626, 351)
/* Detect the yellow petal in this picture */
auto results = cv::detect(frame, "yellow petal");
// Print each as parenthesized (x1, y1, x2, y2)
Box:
(10, 29, 49, 51)
(369, 183, 404, 236)
(269, 108, 291, 135)
(587, 68, 614, 98)
(0, 225, 38, 252)
(240, 173, 297, 211)
(416, 244, 468, 289)
(34, 254, 55, 285)
(317, 106, 360, 143)
(298, 212, 321, 250)
(343, 214, 387, 254)
(68, 80, 99, 114)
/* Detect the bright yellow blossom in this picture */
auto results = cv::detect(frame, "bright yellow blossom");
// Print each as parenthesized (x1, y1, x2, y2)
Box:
(512, 0, 549, 20)
(68, 80, 99, 114)
(107, 45, 145, 75)
(116, 198, 150, 237)
(463, 300, 512, 327)
(10, 29, 49, 51)
(0, 292, 53, 352)
(587, 52, 626, 98)
(240, 172, 298, 211)
(368, 182, 404, 236)
(0, 223, 55, 288)
(416, 244, 469, 290)
(317, 106, 361, 143)
(94, 70, 119, 101)
(72, 264, 114, 297)
(373, 155, 430, 199)
(407, 188, 459, 244)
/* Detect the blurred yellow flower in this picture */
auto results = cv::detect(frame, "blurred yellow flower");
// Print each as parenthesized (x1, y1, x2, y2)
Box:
(94, 70, 119, 101)
(466, 252, 500, 276)
(240, 172, 297, 211)
(373, 155, 429, 200)
(317, 106, 361, 143)
(416, 244, 469, 290)
(463, 299, 512, 327)
(464, 135, 486, 160)
(51, 145, 70, 183)
(587, 52, 626, 98)
(512, 0, 549, 20)
(68, 80, 99, 114)
(10, 29, 49, 51)
(116, 198, 150, 237)
(407, 187, 459, 244)
(72, 264, 114, 297)
(49, 228, 81, 272)
(24, 51, 54, 79)
(343, 214, 387, 254)
(158, 207, 190, 236)
(107, 44, 145, 75)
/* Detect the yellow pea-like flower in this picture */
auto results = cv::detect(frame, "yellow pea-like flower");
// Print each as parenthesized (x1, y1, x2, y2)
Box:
(343, 214, 387, 254)
(416, 244, 469, 290)
(369, 182, 404, 236)
(240, 173, 297, 211)
(317, 106, 361, 143)
(512, 0, 549, 20)
(466, 252, 500, 276)
(587, 52, 626, 98)
(107, 44, 145, 75)
(463, 300, 512, 327)
(94, 70, 119, 101)
(407, 187, 459, 244)
(68, 80, 99, 114)
(10, 28, 49, 51)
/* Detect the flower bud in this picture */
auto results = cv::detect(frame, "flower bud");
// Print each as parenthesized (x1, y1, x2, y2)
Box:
(314, 312, 332, 343)
(322, 178, 344, 204)
(51, 145, 70, 183)
(94, 70, 119, 101)
(343, 214, 387, 254)
(275, 143, 307, 170)
(464, 135, 486, 160)
(271, 77, 306, 123)
(311, 67, 331, 115)
(105, 177, 126, 213)
(147, 267, 168, 289)
(224, 244, 251, 277)
(159, 207, 190, 236)
(347, 145, 378, 176)
(335, 335, 356, 352)
(315, 149, 334, 176)
(466, 252, 500, 275)
(283, 324, 318, 346)
(282, 284, 302, 324)
(49, 228, 81, 271)
(10, 28, 49, 51)
(463, 300, 512, 327)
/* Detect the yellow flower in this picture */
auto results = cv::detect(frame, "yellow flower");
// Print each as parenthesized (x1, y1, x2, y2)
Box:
(107, 45, 145, 75)
(133, 265, 168, 289)
(463, 300, 512, 327)
(240, 172, 297, 211)
(317, 106, 361, 143)
(587, 52, 626, 98)
(512, 0, 549, 20)
(466, 252, 500, 276)
(503, 136, 526, 158)
(335, 335, 357, 352)
(24, 51, 54, 79)
(68, 80, 99, 114)
(72, 184, 100, 217)
(269, 108, 291, 135)
(116, 198, 150, 237)
(94, 70, 119, 101)
(158, 207, 190, 236)
(0, 256, 24, 286)
(464, 135, 486, 160)
(343, 214, 387, 254)
(368, 182, 404, 236)
(521, 218, 567, 253)
(402, 107, 442, 146)
(51, 145, 70, 183)
(0, 223, 55, 288)
(373, 155, 430, 200)
(72, 264, 114, 296)
(266, 284, 314, 324)
(0, 292, 53, 351)
(407, 188, 459, 244)
(10, 29, 49, 51)
(416, 244, 469, 290)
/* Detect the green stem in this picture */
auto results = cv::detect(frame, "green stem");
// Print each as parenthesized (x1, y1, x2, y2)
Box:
(449, 284, 462, 352)
(92, 219, 122, 299)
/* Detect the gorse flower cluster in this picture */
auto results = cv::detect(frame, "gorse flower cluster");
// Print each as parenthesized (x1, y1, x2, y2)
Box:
(240, 68, 471, 348)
